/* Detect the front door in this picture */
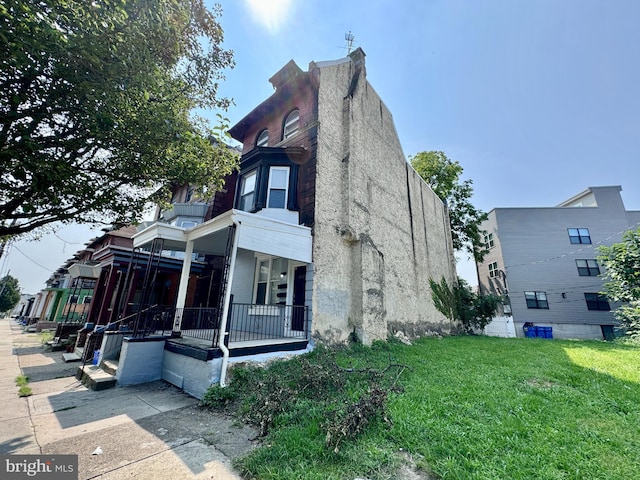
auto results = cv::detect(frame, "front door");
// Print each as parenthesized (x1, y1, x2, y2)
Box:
(291, 266, 306, 332)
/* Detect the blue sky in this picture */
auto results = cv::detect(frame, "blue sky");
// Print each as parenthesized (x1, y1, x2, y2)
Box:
(5, 0, 640, 294)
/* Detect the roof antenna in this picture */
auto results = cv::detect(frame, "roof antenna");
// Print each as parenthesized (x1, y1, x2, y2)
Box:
(345, 31, 355, 54)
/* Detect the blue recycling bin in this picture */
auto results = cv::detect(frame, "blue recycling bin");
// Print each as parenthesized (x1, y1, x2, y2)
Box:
(524, 326, 536, 338)
(543, 326, 553, 339)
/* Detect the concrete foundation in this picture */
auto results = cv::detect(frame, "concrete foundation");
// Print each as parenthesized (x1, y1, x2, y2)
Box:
(116, 337, 166, 385)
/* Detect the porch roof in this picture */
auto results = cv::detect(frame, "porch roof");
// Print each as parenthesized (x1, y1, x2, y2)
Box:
(133, 209, 312, 263)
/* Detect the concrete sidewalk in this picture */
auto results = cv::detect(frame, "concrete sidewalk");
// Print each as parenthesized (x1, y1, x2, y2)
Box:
(0, 318, 258, 479)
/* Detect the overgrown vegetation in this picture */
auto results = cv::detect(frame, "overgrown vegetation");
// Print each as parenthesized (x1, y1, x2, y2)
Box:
(203, 336, 640, 480)
(599, 227, 640, 338)
(429, 276, 502, 332)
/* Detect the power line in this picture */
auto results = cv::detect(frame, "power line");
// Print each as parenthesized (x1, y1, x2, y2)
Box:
(11, 244, 56, 272)
(504, 220, 640, 270)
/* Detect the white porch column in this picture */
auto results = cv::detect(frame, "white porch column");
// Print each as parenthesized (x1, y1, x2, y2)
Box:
(172, 239, 194, 336)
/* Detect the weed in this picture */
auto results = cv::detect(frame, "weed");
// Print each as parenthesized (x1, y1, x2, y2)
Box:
(15, 375, 29, 387)
(18, 386, 32, 397)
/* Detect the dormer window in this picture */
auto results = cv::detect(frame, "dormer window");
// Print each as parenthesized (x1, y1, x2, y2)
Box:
(256, 129, 269, 147)
(283, 110, 300, 139)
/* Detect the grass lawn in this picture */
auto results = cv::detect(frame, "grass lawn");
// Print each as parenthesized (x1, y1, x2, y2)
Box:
(210, 336, 640, 480)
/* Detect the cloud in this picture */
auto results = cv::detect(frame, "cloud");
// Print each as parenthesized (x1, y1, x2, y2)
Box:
(244, 0, 293, 34)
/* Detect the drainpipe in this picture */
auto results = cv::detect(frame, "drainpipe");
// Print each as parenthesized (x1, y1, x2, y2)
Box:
(218, 220, 241, 387)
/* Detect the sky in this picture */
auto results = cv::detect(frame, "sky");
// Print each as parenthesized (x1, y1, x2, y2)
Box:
(4, 0, 640, 294)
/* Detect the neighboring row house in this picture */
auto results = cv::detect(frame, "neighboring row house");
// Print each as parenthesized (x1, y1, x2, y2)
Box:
(477, 186, 640, 340)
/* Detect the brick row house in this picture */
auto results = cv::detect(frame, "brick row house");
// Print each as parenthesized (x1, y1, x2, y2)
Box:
(32, 50, 457, 398)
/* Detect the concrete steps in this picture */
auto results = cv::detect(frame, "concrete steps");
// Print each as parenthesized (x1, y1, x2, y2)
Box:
(76, 359, 119, 391)
(62, 346, 84, 363)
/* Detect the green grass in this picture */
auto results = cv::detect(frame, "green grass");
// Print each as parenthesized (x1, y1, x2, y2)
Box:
(209, 337, 640, 480)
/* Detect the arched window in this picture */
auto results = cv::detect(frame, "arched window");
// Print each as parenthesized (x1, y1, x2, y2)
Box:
(256, 129, 269, 147)
(283, 109, 300, 139)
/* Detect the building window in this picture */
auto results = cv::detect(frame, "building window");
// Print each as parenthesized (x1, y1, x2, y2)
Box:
(584, 293, 610, 311)
(568, 228, 591, 244)
(254, 257, 289, 305)
(266, 166, 289, 208)
(484, 233, 495, 248)
(256, 129, 269, 147)
(525, 291, 549, 309)
(283, 109, 300, 139)
(239, 170, 257, 211)
(82, 295, 92, 304)
(576, 259, 600, 276)
(67, 295, 79, 304)
(489, 262, 499, 278)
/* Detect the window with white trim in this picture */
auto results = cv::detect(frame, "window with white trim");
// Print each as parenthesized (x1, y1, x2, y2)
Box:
(267, 166, 289, 208)
(254, 256, 289, 305)
(239, 170, 257, 211)
(484, 233, 495, 248)
(283, 110, 300, 139)
(256, 129, 269, 147)
(488, 262, 499, 278)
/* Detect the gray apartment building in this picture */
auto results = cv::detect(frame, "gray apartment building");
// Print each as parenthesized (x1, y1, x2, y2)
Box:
(477, 186, 640, 340)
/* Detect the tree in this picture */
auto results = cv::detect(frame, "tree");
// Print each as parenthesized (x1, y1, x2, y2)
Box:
(410, 151, 488, 261)
(429, 276, 502, 333)
(0, 0, 238, 240)
(598, 227, 640, 338)
(0, 275, 20, 313)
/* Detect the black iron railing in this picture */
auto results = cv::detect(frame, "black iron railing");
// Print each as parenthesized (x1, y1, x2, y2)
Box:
(227, 303, 309, 343)
(178, 307, 221, 344)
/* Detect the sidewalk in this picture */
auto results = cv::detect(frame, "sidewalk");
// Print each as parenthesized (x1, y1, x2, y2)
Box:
(0, 318, 258, 479)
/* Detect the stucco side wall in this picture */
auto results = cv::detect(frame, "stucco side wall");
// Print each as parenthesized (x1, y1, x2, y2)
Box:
(312, 56, 455, 344)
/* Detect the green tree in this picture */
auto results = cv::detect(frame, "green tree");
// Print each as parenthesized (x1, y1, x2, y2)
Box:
(429, 276, 502, 333)
(598, 227, 640, 337)
(410, 151, 489, 261)
(0, 0, 237, 240)
(0, 275, 20, 313)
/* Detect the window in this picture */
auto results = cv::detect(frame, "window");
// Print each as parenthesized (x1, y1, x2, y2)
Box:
(267, 166, 289, 208)
(239, 170, 257, 211)
(82, 295, 92, 304)
(283, 110, 300, 139)
(256, 129, 269, 147)
(488, 262, 499, 278)
(254, 257, 289, 304)
(525, 291, 549, 309)
(484, 233, 495, 248)
(568, 228, 591, 244)
(576, 259, 600, 276)
(67, 295, 79, 304)
(584, 293, 610, 311)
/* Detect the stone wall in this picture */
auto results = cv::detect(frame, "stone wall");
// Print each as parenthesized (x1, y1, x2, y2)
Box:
(311, 50, 456, 345)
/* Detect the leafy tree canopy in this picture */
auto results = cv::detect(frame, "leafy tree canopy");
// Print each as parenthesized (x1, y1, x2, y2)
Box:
(0, 274, 20, 313)
(0, 0, 238, 240)
(598, 227, 640, 337)
(410, 151, 488, 261)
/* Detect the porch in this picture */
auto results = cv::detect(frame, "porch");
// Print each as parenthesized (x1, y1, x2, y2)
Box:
(132, 304, 310, 358)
